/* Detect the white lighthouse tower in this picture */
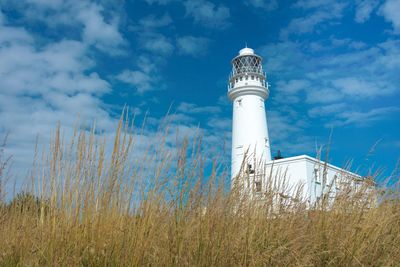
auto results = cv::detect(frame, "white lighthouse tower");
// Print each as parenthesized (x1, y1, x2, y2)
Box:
(228, 47, 272, 183)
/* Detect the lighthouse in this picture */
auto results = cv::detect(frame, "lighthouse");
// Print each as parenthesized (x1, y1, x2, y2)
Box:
(228, 47, 272, 182)
(227, 47, 369, 202)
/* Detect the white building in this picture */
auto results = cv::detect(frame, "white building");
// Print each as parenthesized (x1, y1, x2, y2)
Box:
(263, 155, 366, 204)
(228, 47, 367, 203)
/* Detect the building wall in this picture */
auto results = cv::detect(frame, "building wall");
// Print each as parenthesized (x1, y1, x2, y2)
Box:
(261, 155, 361, 204)
(264, 156, 307, 199)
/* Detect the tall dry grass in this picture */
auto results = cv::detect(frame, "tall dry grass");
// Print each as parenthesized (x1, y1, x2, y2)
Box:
(0, 115, 399, 266)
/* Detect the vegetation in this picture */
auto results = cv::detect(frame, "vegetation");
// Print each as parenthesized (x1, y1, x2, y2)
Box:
(0, 116, 399, 266)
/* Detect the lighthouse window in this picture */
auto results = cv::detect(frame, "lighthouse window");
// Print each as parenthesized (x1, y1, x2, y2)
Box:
(251, 75, 254, 80)
(245, 76, 248, 80)
(239, 76, 243, 81)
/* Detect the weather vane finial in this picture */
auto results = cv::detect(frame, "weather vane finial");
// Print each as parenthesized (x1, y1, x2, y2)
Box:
(245, 42, 248, 48)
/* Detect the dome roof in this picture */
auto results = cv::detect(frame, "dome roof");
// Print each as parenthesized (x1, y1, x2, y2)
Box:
(239, 47, 254, 56)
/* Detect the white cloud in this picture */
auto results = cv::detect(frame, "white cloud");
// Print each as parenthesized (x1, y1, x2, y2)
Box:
(139, 33, 174, 56)
(116, 70, 154, 94)
(139, 14, 172, 28)
(2, 0, 126, 54)
(207, 117, 231, 130)
(305, 87, 343, 104)
(259, 37, 400, 130)
(143, 0, 176, 4)
(0, 39, 108, 96)
(355, 0, 379, 23)
(176, 36, 210, 56)
(245, 0, 278, 10)
(0, 1, 230, 191)
(259, 41, 305, 75)
(281, 10, 339, 38)
(145, 105, 231, 162)
(330, 37, 367, 49)
(267, 110, 314, 155)
(332, 77, 395, 98)
(177, 102, 221, 114)
(276, 79, 309, 94)
(0, 25, 33, 45)
(0, 6, 119, 180)
(308, 103, 347, 118)
(293, 0, 342, 9)
(115, 55, 163, 94)
(374, 41, 400, 74)
(184, 0, 230, 29)
(136, 56, 158, 74)
(163, 113, 196, 125)
(379, 0, 400, 33)
(330, 107, 400, 127)
(128, 15, 174, 93)
(273, 79, 310, 104)
(281, 1, 347, 39)
(78, 2, 125, 53)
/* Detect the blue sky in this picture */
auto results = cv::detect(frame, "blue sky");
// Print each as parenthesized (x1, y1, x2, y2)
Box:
(0, 0, 399, 184)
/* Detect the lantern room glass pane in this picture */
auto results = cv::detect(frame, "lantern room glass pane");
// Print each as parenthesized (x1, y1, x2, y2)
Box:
(232, 55, 262, 75)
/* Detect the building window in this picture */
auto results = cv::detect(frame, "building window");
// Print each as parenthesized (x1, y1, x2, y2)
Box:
(314, 168, 321, 183)
(251, 75, 254, 80)
(255, 181, 262, 192)
(240, 76, 243, 81)
(245, 76, 248, 80)
(333, 175, 339, 190)
(247, 164, 255, 174)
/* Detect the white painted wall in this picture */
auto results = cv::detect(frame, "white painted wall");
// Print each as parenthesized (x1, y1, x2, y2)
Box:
(231, 94, 271, 178)
(262, 155, 362, 204)
(228, 48, 272, 181)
